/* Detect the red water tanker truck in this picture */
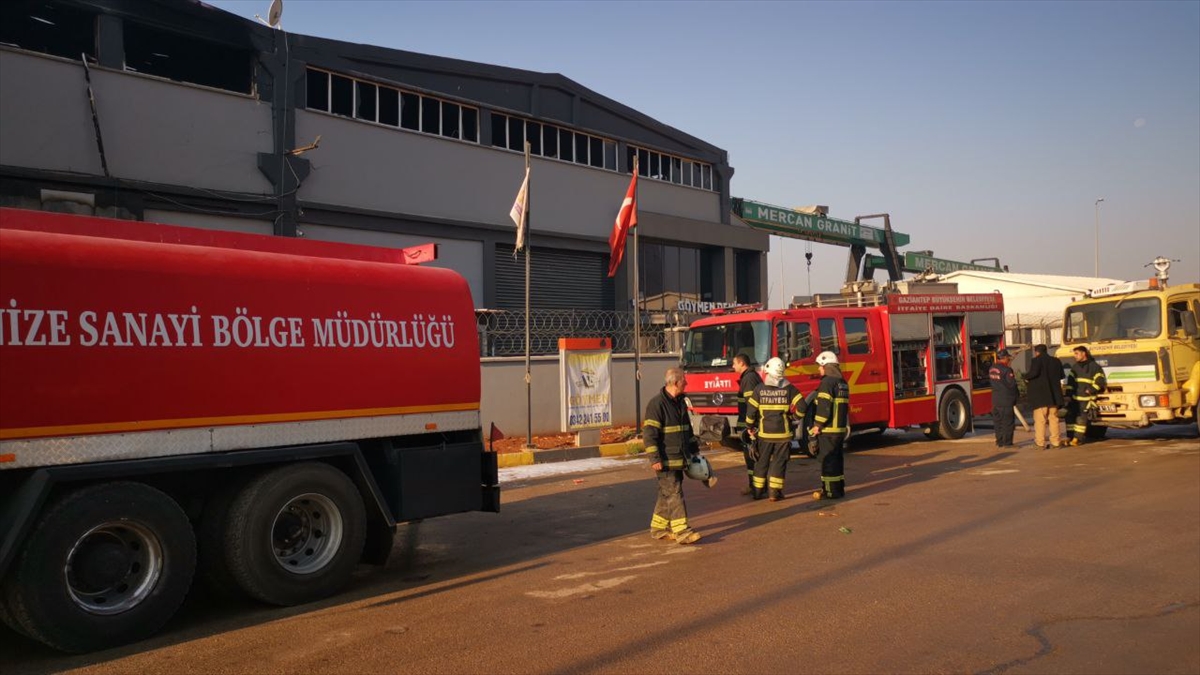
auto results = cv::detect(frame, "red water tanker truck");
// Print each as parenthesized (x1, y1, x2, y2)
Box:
(0, 208, 499, 652)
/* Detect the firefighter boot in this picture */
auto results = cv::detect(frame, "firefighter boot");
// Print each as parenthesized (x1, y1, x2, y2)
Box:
(751, 487, 766, 500)
(768, 488, 785, 502)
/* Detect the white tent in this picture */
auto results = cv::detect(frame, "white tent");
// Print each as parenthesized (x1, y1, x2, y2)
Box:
(939, 271, 1122, 348)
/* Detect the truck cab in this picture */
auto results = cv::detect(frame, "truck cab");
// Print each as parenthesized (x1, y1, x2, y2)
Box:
(1056, 263, 1200, 431)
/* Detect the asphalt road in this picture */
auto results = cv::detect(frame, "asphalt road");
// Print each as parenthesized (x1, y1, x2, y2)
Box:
(4, 423, 1198, 675)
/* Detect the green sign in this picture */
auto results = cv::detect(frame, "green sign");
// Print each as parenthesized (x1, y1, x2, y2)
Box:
(737, 199, 911, 248)
(903, 252, 1001, 274)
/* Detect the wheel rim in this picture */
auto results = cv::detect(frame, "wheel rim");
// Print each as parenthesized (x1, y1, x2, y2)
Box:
(65, 521, 163, 615)
(271, 493, 344, 575)
(947, 399, 967, 430)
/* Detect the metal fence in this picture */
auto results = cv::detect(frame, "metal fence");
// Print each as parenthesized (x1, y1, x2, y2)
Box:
(476, 309, 694, 356)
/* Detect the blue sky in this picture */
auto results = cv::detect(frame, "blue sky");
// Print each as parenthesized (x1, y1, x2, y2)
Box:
(209, 0, 1200, 300)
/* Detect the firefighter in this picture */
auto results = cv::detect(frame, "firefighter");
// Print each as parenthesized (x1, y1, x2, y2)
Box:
(744, 357, 804, 501)
(989, 348, 1018, 447)
(1065, 345, 1107, 445)
(644, 367, 707, 545)
(810, 351, 850, 500)
(732, 353, 763, 496)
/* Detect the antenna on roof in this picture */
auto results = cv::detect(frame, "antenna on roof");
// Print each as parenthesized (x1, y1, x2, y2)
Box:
(255, 0, 283, 28)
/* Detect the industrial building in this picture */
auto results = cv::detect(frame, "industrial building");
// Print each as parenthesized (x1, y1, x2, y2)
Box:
(0, 0, 769, 336)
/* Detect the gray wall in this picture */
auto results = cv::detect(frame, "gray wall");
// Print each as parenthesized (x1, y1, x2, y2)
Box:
(480, 353, 678, 437)
(301, 223, 485, 308)
(295, 109, 722, 235)
(144, 209, 272, 235)
(0, 50, 272, 195)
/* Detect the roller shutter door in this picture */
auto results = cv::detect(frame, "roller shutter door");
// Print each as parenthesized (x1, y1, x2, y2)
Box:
(495, 244, 614, 310)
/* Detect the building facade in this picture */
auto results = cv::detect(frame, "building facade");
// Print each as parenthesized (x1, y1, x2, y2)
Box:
(0, 0, 768, 335)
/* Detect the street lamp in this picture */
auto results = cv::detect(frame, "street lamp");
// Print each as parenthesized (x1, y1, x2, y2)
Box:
(1094, 197, 1105, 277)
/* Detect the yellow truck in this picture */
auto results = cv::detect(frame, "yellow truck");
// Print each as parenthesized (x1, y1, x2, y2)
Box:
(1057, 258, 1200, 436)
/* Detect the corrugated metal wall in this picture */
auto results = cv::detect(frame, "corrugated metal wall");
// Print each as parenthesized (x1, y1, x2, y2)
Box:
(495, 244, 613, 310)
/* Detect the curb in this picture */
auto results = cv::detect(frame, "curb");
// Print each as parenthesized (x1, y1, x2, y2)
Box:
(496, 442, 646, 468)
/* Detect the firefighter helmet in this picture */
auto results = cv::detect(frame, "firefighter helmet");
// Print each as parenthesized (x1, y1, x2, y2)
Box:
(815, 351, 839, 366)
(764, 357, 786, 381)
(684, 454, 713, 482)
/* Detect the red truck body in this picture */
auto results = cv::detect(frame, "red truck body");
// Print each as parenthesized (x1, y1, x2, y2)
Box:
(1, 209, 478, 455)
(683, 289, 1006, 441)
(0, 208, 498, 653)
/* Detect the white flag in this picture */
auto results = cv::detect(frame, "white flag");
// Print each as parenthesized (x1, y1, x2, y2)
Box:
(509, 167, 530, 254)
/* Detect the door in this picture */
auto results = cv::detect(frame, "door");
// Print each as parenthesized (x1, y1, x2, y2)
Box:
(841, 314, 888, 424)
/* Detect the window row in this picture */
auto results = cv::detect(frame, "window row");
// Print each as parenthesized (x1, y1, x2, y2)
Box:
(627, 146, 714, 191)
(0, 2, 253, 94)
(491, 113, 618, 171)
(306, 68, 479, 143)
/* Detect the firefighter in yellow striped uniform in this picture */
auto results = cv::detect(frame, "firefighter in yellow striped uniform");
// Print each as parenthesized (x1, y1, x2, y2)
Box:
(1065, 345, 1107, 445)
(744, 357, 804, 501)
(644, 367, 707, 545)
(811, 351, 850, 500)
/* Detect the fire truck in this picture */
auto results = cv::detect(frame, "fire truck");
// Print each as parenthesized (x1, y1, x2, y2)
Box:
(1055, 258, 1200, 435)
(683, 280, 1005, 441)
(0, 208, 500, 653)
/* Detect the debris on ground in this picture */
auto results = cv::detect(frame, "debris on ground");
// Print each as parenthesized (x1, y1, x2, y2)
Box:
(838, 526, 853, 535)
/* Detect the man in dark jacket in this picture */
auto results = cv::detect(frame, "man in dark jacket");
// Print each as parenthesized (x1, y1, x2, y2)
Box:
(1066, 345, 1107, 445)
(732, 354, 762, 496)
(989, 348, 1019, 447)
(644, 368, 705, 545)
(1023, 344, 1065, 448)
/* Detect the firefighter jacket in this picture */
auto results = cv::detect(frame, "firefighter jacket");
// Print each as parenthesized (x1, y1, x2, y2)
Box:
(643, 387, 698, 471)
(1067, 359, 1107, 403)
(989, 362, 1018, 407)
(745, 381, 804, 441)
(813, 365, 850, 434)
(736, 369, 763, 429)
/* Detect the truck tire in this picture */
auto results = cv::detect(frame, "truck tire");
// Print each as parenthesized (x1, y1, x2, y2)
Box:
(1085, 424, 1108, 440)
(196, 474, 251, 599)
(936, 388, 971, 440)
(0, 482, 196, 653)
(222, 462, 367, 606)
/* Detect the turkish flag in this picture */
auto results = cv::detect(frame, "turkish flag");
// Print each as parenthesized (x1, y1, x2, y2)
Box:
(606, 171, 638, 278)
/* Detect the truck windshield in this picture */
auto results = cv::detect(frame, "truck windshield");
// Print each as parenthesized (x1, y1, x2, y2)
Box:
(1064, 297, 1162, 342)
(682, 321, 770, 370)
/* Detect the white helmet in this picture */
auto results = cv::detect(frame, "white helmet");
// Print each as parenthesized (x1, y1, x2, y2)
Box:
(764, 357, 786, 381)
(684, 454, 713, 481)
(815, 351, 839, 366)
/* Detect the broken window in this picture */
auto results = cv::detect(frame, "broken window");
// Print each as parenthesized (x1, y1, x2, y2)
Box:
(507, 116, 524, 151)
(421, 97, 440, 135)
(603, 141, 617, 171)
(0, 0, 96, 61)
(330, 74, 353, 116)
(441, 101, 459, 138)
(637, 148, 649, 177)
(702, 165, 712, 190)
(461, 106, 478, 142)
(559, 129, 573, 162)
(306, 69, 329, 111)
(671, 157, 683, 184)
(574, 133, 589, 166)
(527, 121, 541, 155)
(400, 92, 420, 130)
(589, 137, 603, 168)
(543, 125, 559, 158)
(123, 21, 251, 94)
(490, 113, 507, 147)
(355, 81, 376, 122)
(379, 87, 399, 126)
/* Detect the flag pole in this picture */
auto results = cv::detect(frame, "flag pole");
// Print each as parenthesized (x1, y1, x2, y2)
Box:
(523, 141, 534, 450)
(632, 155, 642, 434)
